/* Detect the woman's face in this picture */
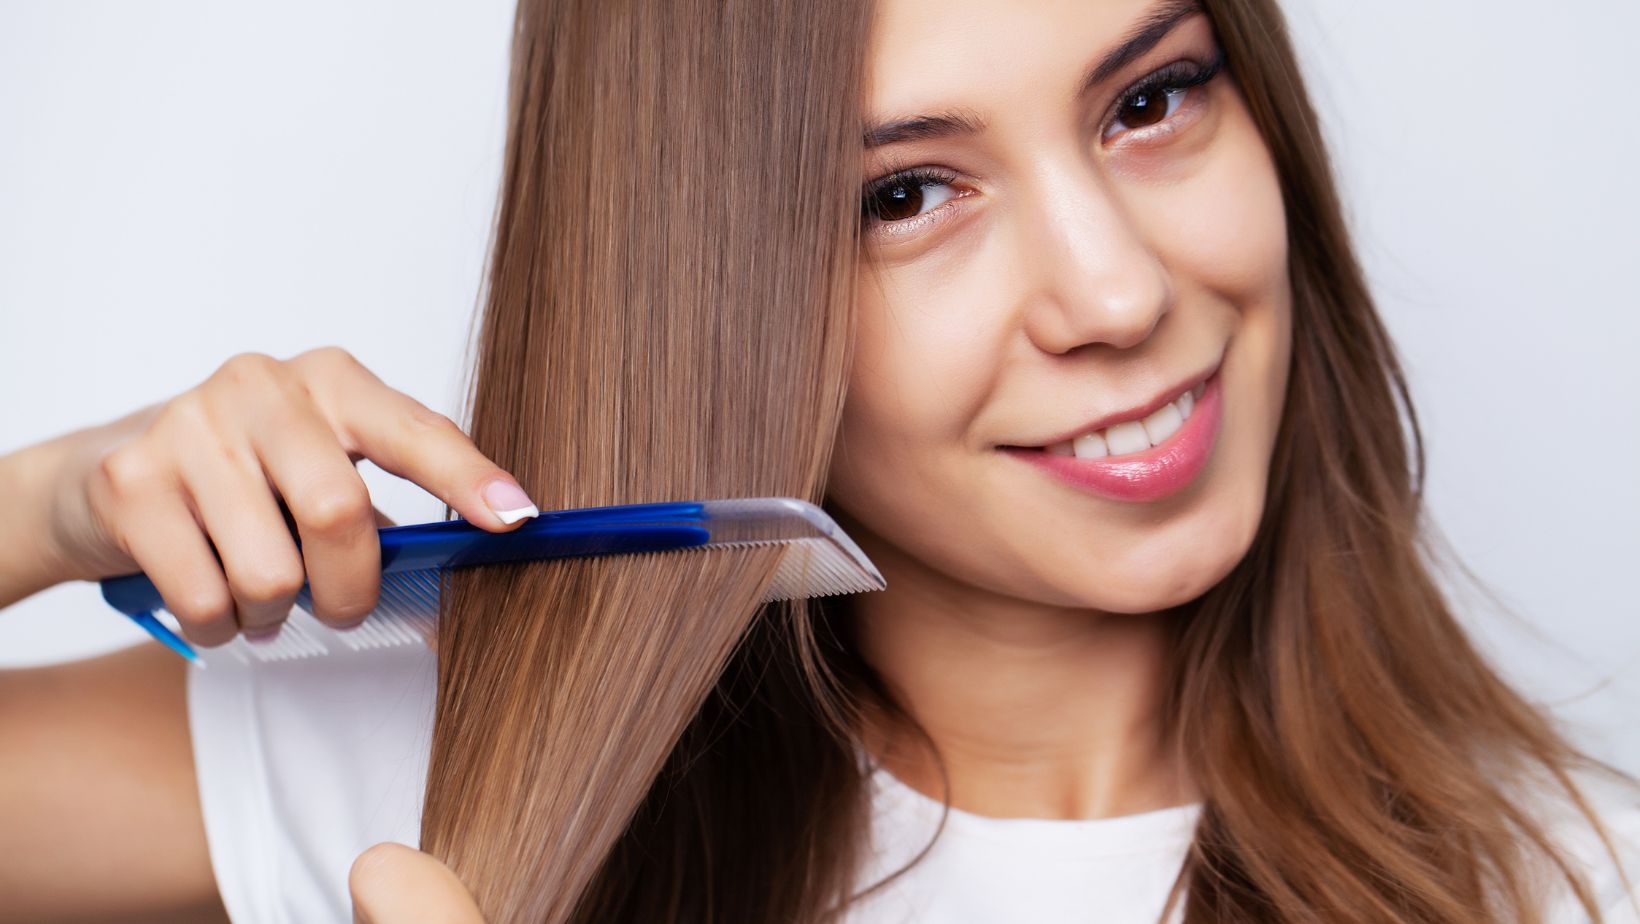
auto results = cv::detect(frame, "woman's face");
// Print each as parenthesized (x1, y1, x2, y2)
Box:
(827, 0, 1292, 614)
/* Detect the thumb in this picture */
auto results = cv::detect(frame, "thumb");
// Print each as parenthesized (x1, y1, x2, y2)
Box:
(350, 842, 485, 924)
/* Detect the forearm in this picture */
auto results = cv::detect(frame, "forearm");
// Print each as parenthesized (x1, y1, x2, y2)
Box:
(0, 644, 227, 922)
(0, 432, 81, 608)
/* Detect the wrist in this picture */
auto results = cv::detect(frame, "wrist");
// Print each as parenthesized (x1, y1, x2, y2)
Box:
(0, 435, 82, 605)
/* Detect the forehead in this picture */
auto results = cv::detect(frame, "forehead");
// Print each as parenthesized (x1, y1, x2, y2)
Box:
(863, 0, 1187, 122)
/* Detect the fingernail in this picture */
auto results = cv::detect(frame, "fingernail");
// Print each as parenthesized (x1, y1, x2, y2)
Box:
(245, 625, 282, 644)
(483, 478, 538, 525)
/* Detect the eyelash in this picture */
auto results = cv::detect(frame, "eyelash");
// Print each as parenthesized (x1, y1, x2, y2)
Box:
(1102, 50, 1224, 140)
(860, 48, 1227, 234)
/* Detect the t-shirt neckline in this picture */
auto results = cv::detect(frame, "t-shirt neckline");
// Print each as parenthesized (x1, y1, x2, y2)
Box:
(869, 763, 1204, 858)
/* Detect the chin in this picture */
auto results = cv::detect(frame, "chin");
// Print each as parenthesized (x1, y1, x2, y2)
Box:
(1075, 564, 1233, 613)
(1071, 555, 1232, 614)
(1063, 490, 1266, 615)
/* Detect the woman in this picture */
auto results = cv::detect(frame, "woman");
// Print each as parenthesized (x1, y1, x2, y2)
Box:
(2, 0, 1637, 921)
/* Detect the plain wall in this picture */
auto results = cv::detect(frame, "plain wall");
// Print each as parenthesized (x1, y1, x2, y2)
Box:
(2, 0, 1636, 774)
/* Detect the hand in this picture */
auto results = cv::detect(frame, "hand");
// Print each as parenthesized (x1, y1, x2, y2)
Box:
(350, 843, 485, 924)
(41, 347, 538, 646)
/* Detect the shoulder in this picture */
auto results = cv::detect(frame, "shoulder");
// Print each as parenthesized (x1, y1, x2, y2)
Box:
(187, 637, 437, 923)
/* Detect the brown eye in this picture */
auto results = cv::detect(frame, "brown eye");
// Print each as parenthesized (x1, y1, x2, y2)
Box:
(1104, 85, 1194, 140)
(1103, 52, 1227, 141)
(1116, 90, 1170, 129)
(867, 182, 924, 223)
(861, 169, 960, 227)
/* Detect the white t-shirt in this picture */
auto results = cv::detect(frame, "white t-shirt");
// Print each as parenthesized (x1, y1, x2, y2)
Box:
(187, 642, 1640, 924)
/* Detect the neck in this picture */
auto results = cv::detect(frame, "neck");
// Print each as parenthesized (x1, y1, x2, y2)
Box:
(848, 536, 1198, 821)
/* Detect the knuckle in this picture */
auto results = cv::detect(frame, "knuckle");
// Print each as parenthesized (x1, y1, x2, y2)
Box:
(214, 351, 281, 387)
(295, 345, 361, 377)
(96, 446, 160, 497)
(297, 485, 373, 536)
(169, 587, 235, 628)
(405, 402, 461, 435)
(156, 389, 207, 426)
(233, 563, 306, 604)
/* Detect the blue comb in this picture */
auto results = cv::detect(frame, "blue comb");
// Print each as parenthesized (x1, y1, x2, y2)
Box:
(98, 497, 884, 665)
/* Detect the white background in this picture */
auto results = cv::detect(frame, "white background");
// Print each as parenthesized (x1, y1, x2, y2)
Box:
(2, 1, 1636, 774)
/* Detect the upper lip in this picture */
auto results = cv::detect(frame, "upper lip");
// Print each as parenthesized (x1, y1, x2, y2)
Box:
(1004, 361, 1220, 448)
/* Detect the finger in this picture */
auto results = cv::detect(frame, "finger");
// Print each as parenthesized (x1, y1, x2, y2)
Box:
(116, 487, 239, 648)
(277, 500, 397, 555)
(293, 349, 537, 532)
(246, 392, 382, 630)
(350, 843, 485, 924)
(175, 431, 309, 637)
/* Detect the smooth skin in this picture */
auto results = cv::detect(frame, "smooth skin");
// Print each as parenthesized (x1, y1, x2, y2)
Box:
(0, 0, 1291, 916)
(349, 844, 483, 924)
(0, 347, 529, 920)
(831, 0, 1290, 818)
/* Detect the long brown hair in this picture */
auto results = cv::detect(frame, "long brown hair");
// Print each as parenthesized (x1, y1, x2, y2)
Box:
(420, 0, 1639, 921)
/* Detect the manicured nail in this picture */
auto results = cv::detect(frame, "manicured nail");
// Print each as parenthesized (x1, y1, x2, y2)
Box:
(483, 478, 538, 525)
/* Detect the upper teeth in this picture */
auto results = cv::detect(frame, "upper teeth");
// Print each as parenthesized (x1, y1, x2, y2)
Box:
(1045, 381, 1205, 460)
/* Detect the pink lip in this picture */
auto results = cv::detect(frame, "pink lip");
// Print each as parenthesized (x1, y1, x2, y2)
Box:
(998, 370, 1223, 503)
(1020, 365, 1219, 449)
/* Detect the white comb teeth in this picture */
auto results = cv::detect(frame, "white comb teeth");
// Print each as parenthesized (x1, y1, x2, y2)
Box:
(212, 538, 874, 664)
(749, 537, 887, 602)
(181, 497, 887, 665)
(211, 570, 443, 664)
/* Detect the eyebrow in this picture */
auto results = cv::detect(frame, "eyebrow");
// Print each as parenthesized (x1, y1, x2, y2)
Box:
(861, 0, 1206, 150)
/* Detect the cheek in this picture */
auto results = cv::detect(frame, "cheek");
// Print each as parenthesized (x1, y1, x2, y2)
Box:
(829, 306, 926, 509)
(1136, 99, 1294, 468)
(836, 277, 1000, 454)
(825, 277, 996, 530)
(1138, 95, 1289, 307)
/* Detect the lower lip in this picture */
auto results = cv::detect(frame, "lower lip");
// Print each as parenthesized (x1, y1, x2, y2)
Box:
(999, 371, 1223, 503)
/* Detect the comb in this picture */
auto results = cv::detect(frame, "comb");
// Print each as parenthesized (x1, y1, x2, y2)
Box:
(97, 496, 884, 666)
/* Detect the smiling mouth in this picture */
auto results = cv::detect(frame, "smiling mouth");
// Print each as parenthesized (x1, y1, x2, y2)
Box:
(995, 368, 1225, 503)
(1000, 373, 1213, 461)
(1050, 381, 1205, 459)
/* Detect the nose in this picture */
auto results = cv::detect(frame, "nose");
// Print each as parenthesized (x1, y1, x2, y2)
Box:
(1017, 167, 1173, 355)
